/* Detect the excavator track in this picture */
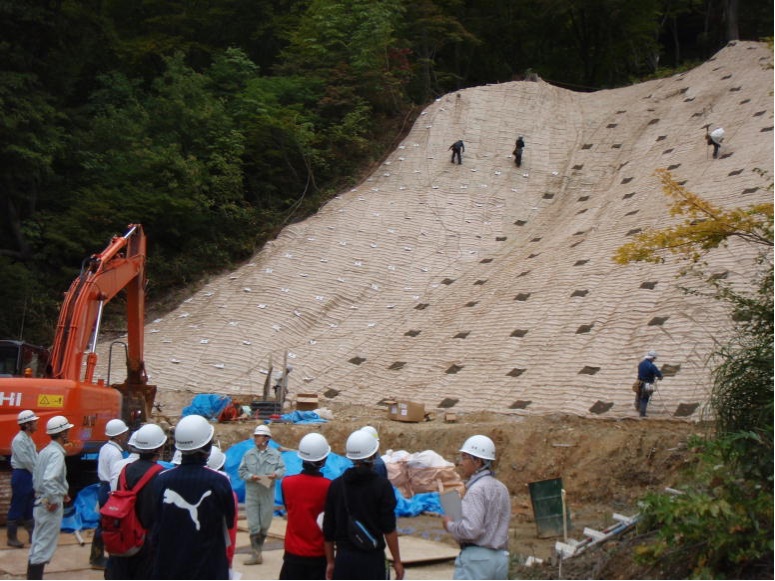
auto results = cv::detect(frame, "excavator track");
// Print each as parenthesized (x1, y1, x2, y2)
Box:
(0, 461, 11, 526)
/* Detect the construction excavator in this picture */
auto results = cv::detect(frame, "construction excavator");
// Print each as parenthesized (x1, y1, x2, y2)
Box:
(0, 224, 156, 523)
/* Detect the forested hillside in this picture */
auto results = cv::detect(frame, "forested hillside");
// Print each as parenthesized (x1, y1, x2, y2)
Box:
(1, 0, 771, 343)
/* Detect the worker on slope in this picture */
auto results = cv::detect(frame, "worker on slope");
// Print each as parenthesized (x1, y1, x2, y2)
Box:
(706, 126, 725, 158)
(449, 140, 465, 164)
(636, 350, 663, 418)
(26, 415, 74, 580)
(7, 410, 39, 548)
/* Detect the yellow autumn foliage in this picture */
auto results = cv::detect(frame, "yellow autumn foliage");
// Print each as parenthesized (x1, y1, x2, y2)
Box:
(614, 169, 773, 265)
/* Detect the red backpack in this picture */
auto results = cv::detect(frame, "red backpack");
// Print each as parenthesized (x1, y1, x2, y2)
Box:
(100, 464, 163, 556)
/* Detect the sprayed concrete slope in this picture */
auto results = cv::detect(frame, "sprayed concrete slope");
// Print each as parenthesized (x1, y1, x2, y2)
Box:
(100, 41, 773, 420)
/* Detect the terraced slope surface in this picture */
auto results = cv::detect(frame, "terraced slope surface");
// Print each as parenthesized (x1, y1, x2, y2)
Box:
(100, 41, 773, 421)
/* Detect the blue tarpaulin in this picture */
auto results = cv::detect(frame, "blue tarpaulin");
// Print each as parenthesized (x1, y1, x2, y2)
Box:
(61, 483, 100, 532)
(224, 438, 442, 517)
(181, 394, 231, 420)
(279, 411, 328, 424)
(63, 437, 443, 530)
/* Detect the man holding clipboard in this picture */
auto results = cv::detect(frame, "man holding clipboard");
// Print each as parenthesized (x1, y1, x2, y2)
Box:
(442, 435, 510, 579)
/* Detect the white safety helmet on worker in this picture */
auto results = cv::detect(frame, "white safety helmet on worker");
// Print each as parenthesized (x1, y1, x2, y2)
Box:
(459, 434, 496, 461)
(298, 433, 331, 462)
(17, 410, 39, 425)
(133, 423, 167, 451)
(46, 415, 74, 435)
(360, 425, 379, 440)
(646, 350, 658, 359)
(207, 446, 227, 471)
(174, 414, 214, 452)
(105, 418, 129, 437)
(253, 424, 272, 437)
(345, 429, 379, 460)
(126, 431, 139, 450)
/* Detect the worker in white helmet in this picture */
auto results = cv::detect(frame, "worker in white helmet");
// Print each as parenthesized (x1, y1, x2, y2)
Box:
(238, 424, 286, 565)
(105, 423, 166, 580)
(90, 418, 130, 569)
(636, 350, 663, 418)
(150, 415, 235, 579)
(279, 433, 332, 579)
(26, 415, 74, 580)
(6, 410, 40, 548)
(443, 435, 510, 580)
(359, 426, 388, 479)
(323, 429, 404, 580)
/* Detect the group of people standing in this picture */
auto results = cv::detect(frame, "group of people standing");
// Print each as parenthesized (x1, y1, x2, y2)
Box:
(8, 413, 512, 580)
(448, 136, 526, 168)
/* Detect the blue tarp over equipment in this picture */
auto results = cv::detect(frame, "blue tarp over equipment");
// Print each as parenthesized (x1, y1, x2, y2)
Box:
(181, 394, 231, 420)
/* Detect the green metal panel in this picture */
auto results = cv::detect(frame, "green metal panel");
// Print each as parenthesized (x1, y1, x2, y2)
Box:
(528, 477, 571, 538)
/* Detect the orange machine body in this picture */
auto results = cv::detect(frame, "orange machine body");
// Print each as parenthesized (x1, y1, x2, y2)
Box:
(0, 224, 155, 459)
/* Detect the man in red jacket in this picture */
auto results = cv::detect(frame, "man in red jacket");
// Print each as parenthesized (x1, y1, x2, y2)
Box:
(280, 433, 332, 579)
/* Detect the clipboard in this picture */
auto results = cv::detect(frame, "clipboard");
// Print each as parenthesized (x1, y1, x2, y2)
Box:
(439, 490, 462, 521)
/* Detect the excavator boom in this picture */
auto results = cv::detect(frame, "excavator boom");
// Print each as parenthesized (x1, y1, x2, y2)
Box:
(1, 224, 155, 459)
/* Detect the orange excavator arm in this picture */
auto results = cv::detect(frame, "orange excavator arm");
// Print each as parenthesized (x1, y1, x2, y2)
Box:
(49, 224, 147, 385)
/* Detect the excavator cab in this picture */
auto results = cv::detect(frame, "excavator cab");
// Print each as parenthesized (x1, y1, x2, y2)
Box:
(0, 340, 50, 378)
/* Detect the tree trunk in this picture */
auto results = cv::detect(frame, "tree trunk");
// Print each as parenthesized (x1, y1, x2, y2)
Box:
(725, 0, 739, 41)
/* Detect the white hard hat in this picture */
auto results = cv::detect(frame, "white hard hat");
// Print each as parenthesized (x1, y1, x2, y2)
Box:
(346, 429, 379, 461)
(105, 418, 129, 437)
(646, 350, 658, 359)
(46, 415, 74, 435)
(207, 446, 226, 470)
(171, 449, 183, 465)
(127, 431, 138, 449)
(298, 433, 331, 462)
(133, 424, 167, 451)
(17, 410, 40, 425)
(174, 415, 214, 452)
(253, 425, 272, 437)
(459, 435, 496, 461)
(360, 426, 379, 440)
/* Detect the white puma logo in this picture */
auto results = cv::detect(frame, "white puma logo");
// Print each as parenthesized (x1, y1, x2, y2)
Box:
(163, 489, 212, 531)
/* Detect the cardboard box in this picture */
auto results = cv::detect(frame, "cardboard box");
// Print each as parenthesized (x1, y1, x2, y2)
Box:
(295, 393, 319, 411)
(387, 400, 425, 422)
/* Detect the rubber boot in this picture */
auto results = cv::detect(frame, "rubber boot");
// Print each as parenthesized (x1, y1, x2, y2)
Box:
(26, 561, 45, 580)
(243, 533, 263, 565)
(89, 534, 108, 569)
(23, 519, 34, 544)
(255, 532, 266, 565)
(7, 520, 24, 548)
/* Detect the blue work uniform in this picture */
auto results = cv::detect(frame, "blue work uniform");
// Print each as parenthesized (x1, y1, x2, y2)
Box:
(150, 454, 235, 579)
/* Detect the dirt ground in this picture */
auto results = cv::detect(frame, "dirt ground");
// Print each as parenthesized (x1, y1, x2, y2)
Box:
(171, 400, 706, 575)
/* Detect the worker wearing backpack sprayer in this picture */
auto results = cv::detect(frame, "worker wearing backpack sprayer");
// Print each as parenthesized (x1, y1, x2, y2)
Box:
(103, 423, 166, 580)
(26, 415, 74, 580)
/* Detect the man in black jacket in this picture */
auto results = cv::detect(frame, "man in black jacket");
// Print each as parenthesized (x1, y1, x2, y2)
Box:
(449, 140, 465, 164)
(150, 415, 235, 580)
(323, 430, 404, 580)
